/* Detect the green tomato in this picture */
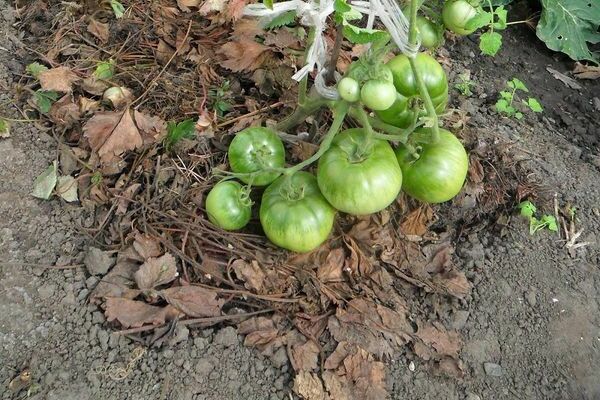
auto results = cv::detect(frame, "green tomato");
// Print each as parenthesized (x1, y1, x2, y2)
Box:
(338, 77, 360, 102)
(442, 0, 479, 35)
(360, 79, 397, 111)
(416, 16, 442, 49)
(376, 53, 448, 128)
(206, 181, 252, 230)
(395, 129, 468, 204)
(317, 128, 402, 215)
(260, 172, 335, 253)
(228, 126, 285, 186)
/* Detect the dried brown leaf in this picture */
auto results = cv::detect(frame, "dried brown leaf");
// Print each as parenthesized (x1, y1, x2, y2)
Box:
(39, 67, 79, 93)
(116, 183, 141, 215)
(293, 371, 330, 400)
(232, 19, 264, 40)
(104, 298, 180, 328)
(342, 347, 387, 400)
(134, 253, 178, 290)
(87, 18, 109, 43)
(225, 0, 247, 21)
(232, 259, 266, 292)
(264, 30, 300, 49)
(133, 232, 162, 260)
(177, 0, 201, 11)
(400, 205, 433, 237)
(239, 316, 286, 355)
(218, 40, 270, 72)
(415, 322, 461, 359)
(322, 371, 352, 400)
(156, 39, 175, 65)
(317, 248, 345, 283)
(90, 260, 140, 303)
(434, 356, 465, 378)
(83, 109, 142, 164)
(291, 141, 319, 162)
(49, 95, 81, 127)
(290, 340, 320, 372)
(134, 110, 167, 144)
(573, 62, 600, 80)
(161, 285, 225, 317)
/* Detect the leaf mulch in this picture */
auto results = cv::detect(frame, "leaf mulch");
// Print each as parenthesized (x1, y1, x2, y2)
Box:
(13, 1, 542, 398)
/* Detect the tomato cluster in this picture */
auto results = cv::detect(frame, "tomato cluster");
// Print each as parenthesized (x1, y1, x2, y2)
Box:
(204, 3, 477, 253)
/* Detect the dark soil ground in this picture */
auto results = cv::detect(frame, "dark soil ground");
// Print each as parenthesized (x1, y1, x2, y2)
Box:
(1, 1, 600, 399)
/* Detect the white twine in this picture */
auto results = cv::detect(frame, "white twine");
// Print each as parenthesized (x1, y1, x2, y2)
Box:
(242, 0, 419, 96)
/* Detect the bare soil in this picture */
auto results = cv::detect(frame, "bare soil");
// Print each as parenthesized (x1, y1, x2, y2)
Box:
(1, 1, 600, 399)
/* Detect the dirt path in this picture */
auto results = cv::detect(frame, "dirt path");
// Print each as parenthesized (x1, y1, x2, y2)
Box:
(1, 1, 600, 399)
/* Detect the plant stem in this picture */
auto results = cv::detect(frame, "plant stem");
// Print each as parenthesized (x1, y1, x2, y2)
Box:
(275, 90, 329, 132)
(285, 101, 349, 175)
(408, 0, 440, 143)
(325, 24, 344, 85)
(298, 27, 316, 105)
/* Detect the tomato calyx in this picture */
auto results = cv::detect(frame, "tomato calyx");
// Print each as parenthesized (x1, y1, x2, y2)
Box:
(279, 175, 306, 201)
(237, 184, 254, 208)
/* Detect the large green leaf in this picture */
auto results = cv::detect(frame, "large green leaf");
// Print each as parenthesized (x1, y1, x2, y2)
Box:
(537, 0, 600, 62)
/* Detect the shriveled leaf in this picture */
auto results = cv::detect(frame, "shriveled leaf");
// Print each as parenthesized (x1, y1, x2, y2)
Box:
(400, 205, 433, 237)
(134, 253, 178, 290)
(226, 0, 247, 21)
(38, 67, 79, 93)
(103, 86, 133, 109)
(218, 40, 270, 72)
(94, 60, 115, 80)
(87, 18, 109, 43)
(48, 95, 80, 126)
(133, 232, 162, 260)
(546, 67, 583, 90)
(83, 109, 142, 163)
(573, 62, 600, 79)
(232, 259, 266, 292)
(32, 161, 57, 200)
(134, 110, 167, 144)
(322, 371, 352, 400)
(177, 0, 201, 11)
(537, 0, 600, 63)
(91, 260, 140, 302)
(317, 248, 345, 283)
(342, 347, 387, 400)
(56, 175, 78, 202)
(414, 322, 462, 359)
(238, 316, 286, 355)
(290, 340, 320, 372)
(293, 371, 329, 400)
(199, 0, 228, 15)
(161, 285, 225, 317)
(104, 298, 180, 328)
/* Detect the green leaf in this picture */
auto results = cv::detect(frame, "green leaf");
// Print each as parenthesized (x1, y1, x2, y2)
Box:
(34, 90, 59, 113)
(26, 62, 48, 79)
(495, 98, 509, 113)
(525, 97, 543, 112)
(342, 24, 389, 44)
(263, 0, 274, 9)
(499, 90, 512, 100)
(32, 161, 58, 200)
(264, 10, 296, 29)
(464, 11, 493, 31)
(518, 200, 537, 218)
(515, 111, 523, 119)
(94, 60, 115, 80)
(541, 215, 558, 232)
(508, 78, 528, 92)
(0, 118, 10, 138)
(334, 0, 351, 13)
(493, 6, 508, 30)
(537, 0, 600, 63)
(110, 0, 125, 18)
(486, 0, 513, 6)
(480, 30, 502, 56)
(164, 119, 197, 151)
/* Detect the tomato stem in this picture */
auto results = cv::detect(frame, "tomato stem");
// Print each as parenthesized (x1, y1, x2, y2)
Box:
(284, 101, 349, 175)
(408, 0, 441, 144)
(298, 27, 316, 105)
(275, 89, 329, 132)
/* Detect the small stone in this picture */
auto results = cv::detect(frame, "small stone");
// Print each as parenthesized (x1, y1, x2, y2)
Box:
(525, 290, 537, 307)
(194, 336, 208, 351)
(466, 393, 481, 400)
(38, 283, 57, 300)
(270, 347, 288, 368)
(452, 310, 470, 330)
(92, 311, 104, 324)
(86, 275, 100, 289)
(195, 358, 213, 380)
(213, 326, 238, 347)
(484, 362, 503, 377)
(408, 361, 415, 372)
(97, 329, 109, 351)
(162, 349, 174, 359)
(168, 325, 189, 346)
(84, 247, 115, 276)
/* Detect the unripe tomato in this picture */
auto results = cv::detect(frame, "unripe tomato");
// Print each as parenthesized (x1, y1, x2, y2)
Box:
(317, 129, 402, 215)
(228, 127, 285, 187)
(338, 77, 360, 102)
(360, 79, 397, 111)
(260, 172, 335, 253)
(416, 16, 442, 49)
(395, 129, 468, 203)
(206, 181, 252, 230)
(442, 0, 479, 35)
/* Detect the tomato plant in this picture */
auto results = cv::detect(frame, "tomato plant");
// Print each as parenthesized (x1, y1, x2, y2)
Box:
(317, 129, 402, 215)
(205, 181, 252, 230)
(395, 129, 468, 204)
(260, 172, 336, 253)
(228, 127, 285, 186)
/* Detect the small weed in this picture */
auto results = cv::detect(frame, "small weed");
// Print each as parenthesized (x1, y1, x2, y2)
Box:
(94, 59, 115, 80)
(495, 78, 543, 119)
(209, 81, 233, 117)
(164, 119, 196, 151)
(110, 0, 125, 18)
(518, 200, 558, 235)
(454, 72, 475, 96)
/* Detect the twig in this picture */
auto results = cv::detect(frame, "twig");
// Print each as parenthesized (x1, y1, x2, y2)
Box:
(216, 101, 287, 128)
(325, 23, 344, 85)
(553, 193, 561, 239)
(132, 20, 193, 107)
(114, 309, 274, 335)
